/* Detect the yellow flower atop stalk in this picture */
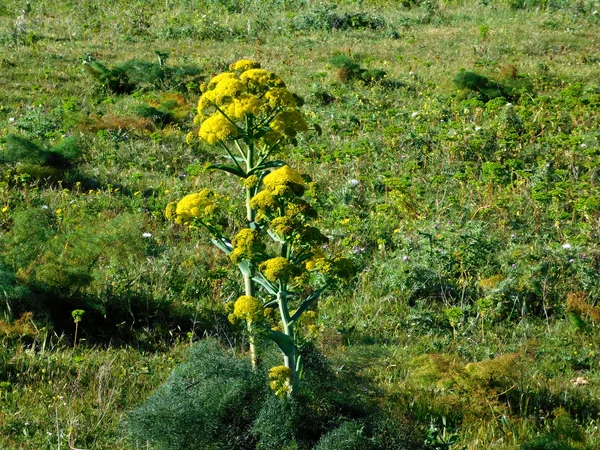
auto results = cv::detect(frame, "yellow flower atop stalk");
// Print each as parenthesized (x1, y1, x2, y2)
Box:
(260, 257, 293, 282)
(230, 228, 264, 263)
(199, 113, 239, 144)
(263, 165, 305, 197)
(172, 189, 218, 223)
(229, 295, 264, 323)
(229, 59, 261, 72)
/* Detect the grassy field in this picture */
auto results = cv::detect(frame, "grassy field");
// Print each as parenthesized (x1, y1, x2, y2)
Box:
(1, 0, 600, 448)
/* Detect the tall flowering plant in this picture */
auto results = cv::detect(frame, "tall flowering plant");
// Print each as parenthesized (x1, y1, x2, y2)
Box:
(168, 60, 352, 395)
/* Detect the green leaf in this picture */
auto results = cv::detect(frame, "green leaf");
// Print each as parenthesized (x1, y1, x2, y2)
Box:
(268, 329, 295, 355)
(237, 260, 252, 277)
(249, 160, 286, 175)
(207, 164, 247, 178)
(253, 274, 278, 295)
(290, 284, 330, 323)
(211, 238, 232, 255)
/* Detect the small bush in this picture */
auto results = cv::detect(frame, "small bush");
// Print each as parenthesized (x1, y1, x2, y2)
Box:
(313, 421, 373, 450)
(126, 339, 266, 450)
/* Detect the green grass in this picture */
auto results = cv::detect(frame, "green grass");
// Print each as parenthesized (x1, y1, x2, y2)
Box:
(1, 0, 600, 448)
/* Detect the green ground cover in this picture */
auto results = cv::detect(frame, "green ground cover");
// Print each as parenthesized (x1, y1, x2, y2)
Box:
(1, 0, 600, 448)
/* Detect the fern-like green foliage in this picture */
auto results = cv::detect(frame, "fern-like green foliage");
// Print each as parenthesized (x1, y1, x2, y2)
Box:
(83, 59, 135, 94)
(83, 56, 202, 94)
(2, 135, 81, 168)
(135, 104, 175, 126)
(329, 55, 386, 84)
(126, 339, 267, 450)
(453, 70, 508, 102)
(313, 421, 373, 450)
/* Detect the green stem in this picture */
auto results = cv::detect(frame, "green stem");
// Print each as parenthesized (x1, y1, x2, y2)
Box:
(278, 284, 298, 394)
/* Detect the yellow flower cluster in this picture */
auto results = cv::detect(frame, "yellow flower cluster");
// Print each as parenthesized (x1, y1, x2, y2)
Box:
(240, 69, 286, 90)
(171, 189, 217, 223)
(229, 295, 264, 324)
(199, 113, 239, 145)
(265, 88, 297, 108)
(224, 93, 264, 120)
(305, 253, 354, 280)
(244, 175, 260, 190)
(285, 198, 317, 218)
(165, 201, 178, 222)
(270, 110, 308, 138)
(229, 59, 261, 72)
(269, 216, 297, 236)
(268, 365, 293, 397)
(250, 190, 278, 214)
(260, 256, 293, 282)
(263, 165, 305, 197)
(230, 228, 264, 263)
(195, 60, 308, 146)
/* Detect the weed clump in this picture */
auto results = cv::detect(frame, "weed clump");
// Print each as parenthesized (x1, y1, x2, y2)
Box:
(567, 292, 600, 324)
(294, 4, 385, 32)
(330, 55, 387, 85)
(83, 56, 203, 94)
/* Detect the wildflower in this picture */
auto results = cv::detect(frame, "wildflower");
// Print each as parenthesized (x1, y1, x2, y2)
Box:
(229, 59, 261, 72)
(240, 68, 286, 90)
(204, 72, 237, 91)
(174, 189, 217, 222)
(301, 226, 328, 246)
(269, 109, 308, 137)
(230, 228, 264, 263)
(348, 179, 359, 186)
(263, 165, 305, 197)
(185, 131, 195, 145)
(562, 243, 572, 249)
(264, 88, 297, 108)
(244, 175, 260, 190)
(199, 113, 239, 144)
(260, 257, 293, 281)
(411, 111, 419, 117)
(165, 201, 178, 222)
(269, 365, 293, 397)
(224, 93, 264, 119)
(8, 117, 15, 123)
(142, 232, 152, 238)
(250, 190, 278, 214)
(581, 143, 587, 149)
(569, 259, 574, 264)
(269, 216, 297, 236)
(1, 205, 8, 213)
(230, 295, 264, 323)
(402, 256, 409, 261)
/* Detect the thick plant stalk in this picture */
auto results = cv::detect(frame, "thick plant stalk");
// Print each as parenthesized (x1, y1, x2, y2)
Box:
(277, 287, 298, 394)
(244, 116, 258, 368)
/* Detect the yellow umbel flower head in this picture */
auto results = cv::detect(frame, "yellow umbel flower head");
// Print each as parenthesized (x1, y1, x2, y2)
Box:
(244, 175, 260, 190)
(165, 201, 178, 222)
(265, 88, 297, 108)
(231, 295, 264, 323)
(250, 190, 278, 214)
(229, 59, 261, 72)
(270, 109, 308, 137)
(263, 165, 305, 197)
(204, 72, 237, 91)
(269, 217, 297, 237)
(260, 256, 293, 282)
(199, 113, 239, 144)
(269, 365, 293, 398)
(225, 93, 264, 119)
(230, 228, 264, 263)
(241, 69, 286, 91)
(174, 189, 218, 223)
